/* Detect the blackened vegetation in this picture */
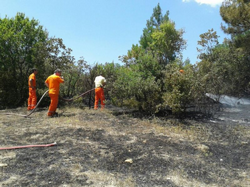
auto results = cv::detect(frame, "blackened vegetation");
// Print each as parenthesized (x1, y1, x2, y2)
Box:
(0, 107, 249, 186)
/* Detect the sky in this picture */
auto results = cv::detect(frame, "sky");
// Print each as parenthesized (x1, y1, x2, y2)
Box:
(0, 0, 228, 65)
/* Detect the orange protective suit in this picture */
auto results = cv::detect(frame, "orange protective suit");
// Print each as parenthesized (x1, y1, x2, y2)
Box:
(45, 74, 64, 116)
(94, 87, 105, 109)
(27, 73, 37, 110)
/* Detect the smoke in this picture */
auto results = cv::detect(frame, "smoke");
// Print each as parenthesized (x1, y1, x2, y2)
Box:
(206, 93, 250, 106)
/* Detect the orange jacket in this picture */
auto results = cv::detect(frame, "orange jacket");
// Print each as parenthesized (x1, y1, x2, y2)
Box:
(45, 74, 64, 95)
(28, 73, 36, 88)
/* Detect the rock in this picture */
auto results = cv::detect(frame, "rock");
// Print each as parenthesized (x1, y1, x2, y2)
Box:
(196, 144, 210, 153)
(124, 158, 133, 164)
(0, 163, 8, 167)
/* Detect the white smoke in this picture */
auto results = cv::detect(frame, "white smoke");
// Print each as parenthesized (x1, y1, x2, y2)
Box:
(206, 93, 250, 106)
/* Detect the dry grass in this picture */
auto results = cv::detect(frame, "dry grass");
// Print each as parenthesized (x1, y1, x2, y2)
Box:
(0, 106, 249, 187)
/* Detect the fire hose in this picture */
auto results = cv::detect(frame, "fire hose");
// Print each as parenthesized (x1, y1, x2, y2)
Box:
(3, 90, 49, 118)
(0, 89, 95, 150)
(0, 142, 57, 150)
(61, 88, 95, 102)
(3, 88, 95, 117)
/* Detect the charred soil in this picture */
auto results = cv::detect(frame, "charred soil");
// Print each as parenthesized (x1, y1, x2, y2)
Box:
(0, 106, 249, 187)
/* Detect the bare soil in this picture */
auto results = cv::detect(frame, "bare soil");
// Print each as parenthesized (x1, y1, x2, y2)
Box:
(0, 106, 249, 187)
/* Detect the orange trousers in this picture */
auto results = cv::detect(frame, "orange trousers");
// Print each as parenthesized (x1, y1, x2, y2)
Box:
(48, 94, 59, 116)
(94, 87, 105, 109)
(28, 88, 37, 110)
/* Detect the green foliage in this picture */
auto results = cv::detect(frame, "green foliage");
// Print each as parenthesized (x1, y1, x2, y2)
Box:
(197, 17, 250, 97)
(7, 3, 250, 116)
(95, 62, 121, 102)
(0, 13, 48, 107)
(111, 54, 162, 113)
(139, 3, 169, 50)
(160, 61, 201, 114)
(124, 4, 185, 68)
(68, 62, 122, 107)
(219, 0, 250, 96)
(132, 54, 162, 79)
(220, 0, 250, 50)
(119, 44, 145, 66)
(197, 29, 219, 61)
(115, 1, 250, 114)
(60, 57, 89, 98)
(0, 13, 74, 108)
(151, 21, 186, 65)
(114, 4, 187, 114)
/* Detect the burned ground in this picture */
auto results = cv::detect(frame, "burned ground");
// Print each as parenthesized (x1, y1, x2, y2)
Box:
(0, 107, 249, 187)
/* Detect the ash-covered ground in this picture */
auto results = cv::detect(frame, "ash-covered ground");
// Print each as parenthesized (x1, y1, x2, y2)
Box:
(0, 106, 249, 187)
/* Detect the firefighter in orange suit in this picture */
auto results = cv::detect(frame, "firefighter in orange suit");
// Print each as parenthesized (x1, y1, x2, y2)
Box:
(28, 68, 38, 110)
(45, 69, 64, 117)
(94, 75, 106, 110)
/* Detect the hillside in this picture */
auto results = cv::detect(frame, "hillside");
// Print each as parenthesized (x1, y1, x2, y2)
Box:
(0, 106, 249, 187)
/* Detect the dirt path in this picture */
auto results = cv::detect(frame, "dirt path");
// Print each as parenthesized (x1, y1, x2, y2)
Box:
(0, 107, 249, 187)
